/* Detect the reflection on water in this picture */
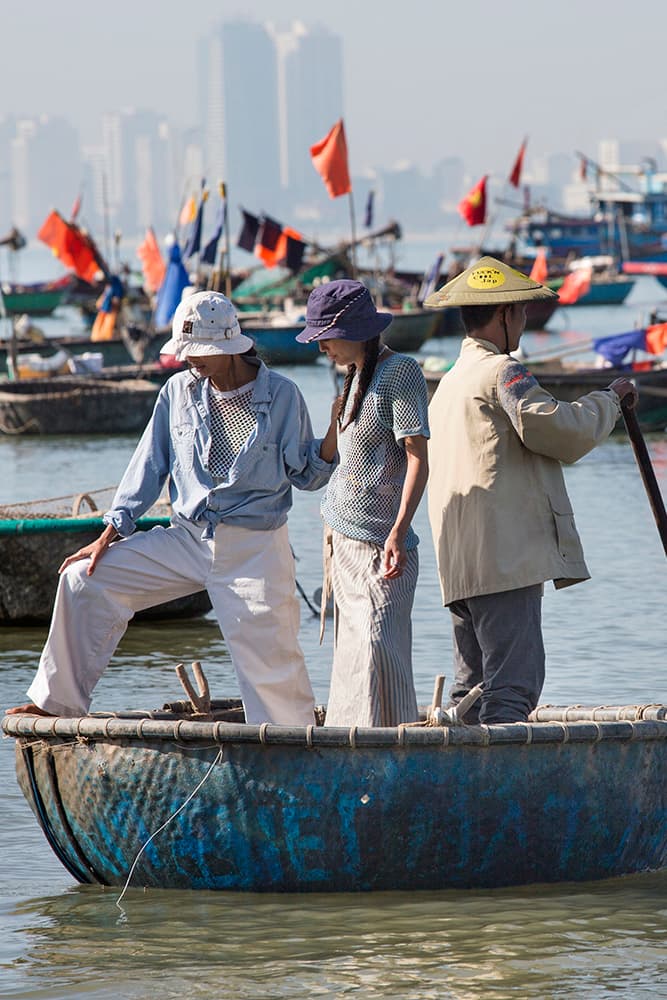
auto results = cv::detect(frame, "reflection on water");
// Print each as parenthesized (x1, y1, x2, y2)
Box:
(2, 874, 667, 999)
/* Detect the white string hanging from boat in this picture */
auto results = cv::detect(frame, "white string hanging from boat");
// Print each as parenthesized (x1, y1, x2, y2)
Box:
(115, 747, 223, 919)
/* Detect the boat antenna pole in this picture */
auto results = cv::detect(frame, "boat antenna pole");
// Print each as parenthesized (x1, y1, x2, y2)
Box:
(222, 182, 231, 298)
(102, 172, 112, 266)
(347, 191, 358, 278)
(574, 152, 636, 193)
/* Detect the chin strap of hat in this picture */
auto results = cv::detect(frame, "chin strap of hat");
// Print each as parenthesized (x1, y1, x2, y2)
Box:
(501, 308, 511, 355)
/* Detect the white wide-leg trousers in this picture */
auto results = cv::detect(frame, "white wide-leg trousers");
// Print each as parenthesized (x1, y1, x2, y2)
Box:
(27, 519, 316, 725)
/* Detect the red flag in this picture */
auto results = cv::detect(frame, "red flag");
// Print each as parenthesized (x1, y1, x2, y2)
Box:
(136, 227, 166, 294)
(558, 266, 592, 304)
(310, 119, 352, 199)
(529, 249, 548, 284)
(458, 176, 487, 227)
(37, 210, 101, 283)
(646, 322, 667, 355)
(509, 139, 526, 188)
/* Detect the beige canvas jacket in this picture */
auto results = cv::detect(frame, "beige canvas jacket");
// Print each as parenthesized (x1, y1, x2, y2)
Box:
(427, 337, 621, 605)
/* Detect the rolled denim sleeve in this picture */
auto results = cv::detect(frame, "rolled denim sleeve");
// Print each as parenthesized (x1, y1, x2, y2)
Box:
(281, 384, 337, 492)
(103, 388, 172, 536)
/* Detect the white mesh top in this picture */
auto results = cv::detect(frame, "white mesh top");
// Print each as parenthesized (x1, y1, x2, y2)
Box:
(321, 353, 429, 548)
(207, 379, 257, 481)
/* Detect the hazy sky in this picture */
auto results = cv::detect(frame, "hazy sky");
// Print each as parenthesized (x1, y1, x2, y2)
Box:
(3, 0, 666, 177)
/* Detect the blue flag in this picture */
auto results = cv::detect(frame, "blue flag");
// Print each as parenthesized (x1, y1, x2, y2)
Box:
(201, 195, 225, 265)
(154, 242, 191, 329)
(419, 253, 445, 303)
(593, 329, 648, 367)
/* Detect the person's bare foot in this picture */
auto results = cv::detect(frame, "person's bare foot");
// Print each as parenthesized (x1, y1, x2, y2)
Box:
(5, 703, 55, 717)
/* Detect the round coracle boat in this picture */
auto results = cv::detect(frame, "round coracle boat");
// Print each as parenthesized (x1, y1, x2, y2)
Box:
(3, 696, 666, 893)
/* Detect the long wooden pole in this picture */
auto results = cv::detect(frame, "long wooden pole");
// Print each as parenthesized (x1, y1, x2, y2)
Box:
(621, 397, 667, 556)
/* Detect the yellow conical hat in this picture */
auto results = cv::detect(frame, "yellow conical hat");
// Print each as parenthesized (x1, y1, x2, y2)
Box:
(425, 256, 558, 308)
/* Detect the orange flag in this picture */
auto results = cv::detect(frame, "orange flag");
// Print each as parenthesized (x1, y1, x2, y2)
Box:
(529, 249, 548, 284)
(310, 119, 352, 199)
(558, 266, 592, 304)
(179, 195, 197, 226)
(458, 176, 487, 226)
(509, 139, 527, 188)
(646, 322, 667, 355)
(136, 228, 166, 294)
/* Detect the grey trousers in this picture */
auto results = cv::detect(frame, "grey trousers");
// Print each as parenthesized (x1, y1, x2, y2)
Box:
(448, 584, 545, 724)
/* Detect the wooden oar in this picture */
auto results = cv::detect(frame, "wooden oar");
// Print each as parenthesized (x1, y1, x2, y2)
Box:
(621, 397, 667, 556)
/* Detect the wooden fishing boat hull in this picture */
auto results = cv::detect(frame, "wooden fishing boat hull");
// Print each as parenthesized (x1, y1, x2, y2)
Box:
(0, 332, 171, 376)
(3, 706, 666, 891)
(239, 321, 321, 365)
(0, 376, 159, 435)
(1, 281, 67, 316)
(548, 277, 636, 306)
(383, 309, 439, 352)
(0, 516, 212, 623)
(423, 365, 667, 431)
(240, 308, 437, 365)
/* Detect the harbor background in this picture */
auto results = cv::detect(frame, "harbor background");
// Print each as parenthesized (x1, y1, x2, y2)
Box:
(1, 244, 666, 998)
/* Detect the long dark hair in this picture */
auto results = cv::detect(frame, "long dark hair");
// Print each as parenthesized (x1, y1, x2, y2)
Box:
(339, 336, 381, 430)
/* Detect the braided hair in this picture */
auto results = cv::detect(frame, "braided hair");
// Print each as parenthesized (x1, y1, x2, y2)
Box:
(339, 336, 381, 431)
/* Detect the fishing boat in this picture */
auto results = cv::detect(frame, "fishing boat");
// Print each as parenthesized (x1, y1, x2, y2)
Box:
(0, 330, 170, 376)
(0, 489, 211, 624)
(622, 260, 667, 292)
(509, 158, 667, 264)
(1, 277, 70, 316)
(2, 694, 665, 891)
(552, 274, 636, 307)
(240, 307, 438, 365)
(0, 375, 160, 435)
(421, 359, 667, 431)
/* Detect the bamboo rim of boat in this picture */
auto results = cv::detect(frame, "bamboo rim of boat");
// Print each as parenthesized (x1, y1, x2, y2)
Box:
(3, 702, 667, 748)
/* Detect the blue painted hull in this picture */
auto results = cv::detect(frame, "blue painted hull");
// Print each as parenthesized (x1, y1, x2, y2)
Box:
(5, 709, 666, 892)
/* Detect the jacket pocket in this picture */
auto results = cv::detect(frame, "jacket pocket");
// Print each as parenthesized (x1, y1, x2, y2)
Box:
(172, 423, 195, 471)
(548, 496, 580, 562)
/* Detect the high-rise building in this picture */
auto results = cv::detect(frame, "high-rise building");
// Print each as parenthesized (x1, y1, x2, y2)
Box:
(10, 116, 80, 234)
(273, 21, 344, 206)
(203, 21, 281, 218)
(100, 110, 177, 237)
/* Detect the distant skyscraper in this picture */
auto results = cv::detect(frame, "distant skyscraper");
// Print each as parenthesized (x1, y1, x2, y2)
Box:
(273, 21, 344, 204)
(203, 21, 281, 218)
(10, 116, 80, 234)
(101, 110, 176, 238)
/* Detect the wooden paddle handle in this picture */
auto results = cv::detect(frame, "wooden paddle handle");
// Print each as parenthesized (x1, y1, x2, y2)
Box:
(621, 398, 667, 557)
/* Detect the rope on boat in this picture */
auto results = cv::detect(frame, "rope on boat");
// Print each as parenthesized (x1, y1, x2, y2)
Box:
(115, 747, 223, 916)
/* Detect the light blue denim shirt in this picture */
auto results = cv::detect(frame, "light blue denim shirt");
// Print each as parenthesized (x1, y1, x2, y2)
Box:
(104, 359, 335, 538)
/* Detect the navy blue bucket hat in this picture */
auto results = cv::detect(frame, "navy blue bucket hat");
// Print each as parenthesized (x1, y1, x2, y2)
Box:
(295, 279, 393, 343)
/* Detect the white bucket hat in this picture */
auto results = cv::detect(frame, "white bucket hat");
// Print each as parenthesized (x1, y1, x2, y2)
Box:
(160, 290, 254, 359)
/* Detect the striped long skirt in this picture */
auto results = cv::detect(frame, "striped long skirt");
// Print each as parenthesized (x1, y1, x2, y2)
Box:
(324, 530, 419, 727)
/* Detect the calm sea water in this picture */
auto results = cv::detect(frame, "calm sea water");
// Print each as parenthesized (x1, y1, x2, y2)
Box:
(1, 250, 666, 998)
